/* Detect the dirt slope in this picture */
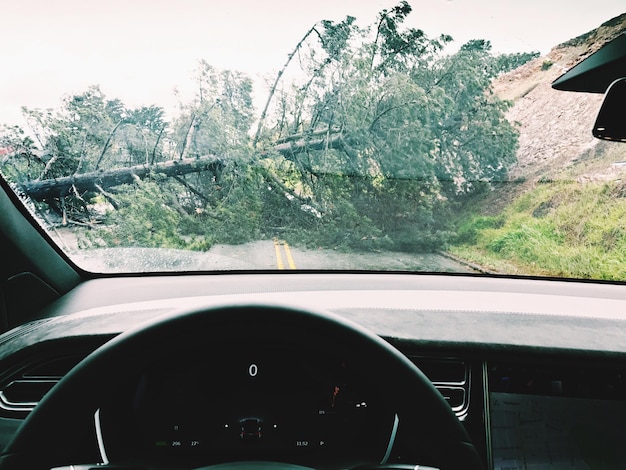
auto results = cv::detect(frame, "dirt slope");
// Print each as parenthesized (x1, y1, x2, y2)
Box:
(493, 13, 626, 184)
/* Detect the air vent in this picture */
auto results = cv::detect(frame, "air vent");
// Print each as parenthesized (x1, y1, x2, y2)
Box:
(0, 355, 85, 417)
(408, 357, 470, 420)
(0, 380, 57, 410)
(437, 386, 466, 410)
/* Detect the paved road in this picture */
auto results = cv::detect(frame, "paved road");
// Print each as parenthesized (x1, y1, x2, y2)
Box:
(68, 239, 476, 273)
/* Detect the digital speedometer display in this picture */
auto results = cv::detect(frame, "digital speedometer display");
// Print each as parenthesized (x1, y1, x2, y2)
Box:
(123, 342, 392, 465)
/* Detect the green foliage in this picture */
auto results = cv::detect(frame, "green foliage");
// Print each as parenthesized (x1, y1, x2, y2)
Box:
(494, 50, 540, 74)
(0, 124, 38, 181)
(257, 3, 522, 252)
(92, 166, 265, 251)
(450, 181, 626, 280)
(96, 180, 185, 248)
(173, 62, 254, 159)
(197, 168, 263, 246)
(286, 197, 394, 252)
(319, 16, 357, 61)
(3, 86, 173, 225)
(22, 84, 171, 176)
(455, 215, 505, 244)
(541, 60, 554, 71)
(460, 40, 539, 75)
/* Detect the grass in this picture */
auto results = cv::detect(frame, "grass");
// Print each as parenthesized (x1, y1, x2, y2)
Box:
(449, 180, 626, 280)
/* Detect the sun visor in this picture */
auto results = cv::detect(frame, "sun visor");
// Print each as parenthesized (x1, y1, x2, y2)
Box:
(552, 33, 626, 93)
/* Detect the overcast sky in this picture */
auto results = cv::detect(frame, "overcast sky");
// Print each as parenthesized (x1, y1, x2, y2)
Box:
(1, 0, 624, 128)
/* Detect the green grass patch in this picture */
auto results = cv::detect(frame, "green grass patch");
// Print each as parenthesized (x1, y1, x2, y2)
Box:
(450, 180, 626, 280)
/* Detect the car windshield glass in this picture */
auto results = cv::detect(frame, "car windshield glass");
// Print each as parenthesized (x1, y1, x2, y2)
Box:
(1, 1, 625, 277)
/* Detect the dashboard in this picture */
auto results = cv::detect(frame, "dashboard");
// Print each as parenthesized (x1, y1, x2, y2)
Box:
(1, 273, 626, 469)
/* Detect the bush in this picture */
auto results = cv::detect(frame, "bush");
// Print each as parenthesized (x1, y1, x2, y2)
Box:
(96, 181, 186, 249)
(455, 215, 505, 244)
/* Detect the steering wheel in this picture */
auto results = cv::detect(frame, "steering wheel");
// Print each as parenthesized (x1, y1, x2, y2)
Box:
(0, 304, 484, 470)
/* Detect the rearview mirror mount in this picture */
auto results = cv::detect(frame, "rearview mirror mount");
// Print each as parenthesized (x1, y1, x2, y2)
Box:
(593, 77, 626, 142)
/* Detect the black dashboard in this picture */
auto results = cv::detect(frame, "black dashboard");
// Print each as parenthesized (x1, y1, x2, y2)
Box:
(1, 273, 626, 469)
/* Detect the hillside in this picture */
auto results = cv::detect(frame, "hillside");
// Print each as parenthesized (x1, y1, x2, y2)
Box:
(492, 13, 626, 195)
(448, 14, 626, 279)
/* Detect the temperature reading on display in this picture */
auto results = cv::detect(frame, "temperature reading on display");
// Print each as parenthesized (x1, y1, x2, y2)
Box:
(248, 363, 258, 377)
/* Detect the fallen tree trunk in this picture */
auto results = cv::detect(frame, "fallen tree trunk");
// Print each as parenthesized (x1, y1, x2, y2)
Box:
(272, 132, 344, 159)
(19, 132, 345, 201)
(21, 155, 224, 201)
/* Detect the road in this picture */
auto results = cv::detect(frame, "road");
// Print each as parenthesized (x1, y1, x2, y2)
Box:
(68, 238, 477, 273)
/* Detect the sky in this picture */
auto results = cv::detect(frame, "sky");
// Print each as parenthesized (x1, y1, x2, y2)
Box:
(1, 0, 624, 129)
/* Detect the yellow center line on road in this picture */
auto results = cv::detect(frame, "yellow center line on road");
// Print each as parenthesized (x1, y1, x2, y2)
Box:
(282, 241, 297, 270)
(273, 238, 296, 270)
(273, 238, 284, 269)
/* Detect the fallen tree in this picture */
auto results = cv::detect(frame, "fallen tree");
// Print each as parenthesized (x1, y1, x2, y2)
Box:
(19, 132, 345, 201)
(272, 132, 344, 160)
(20, 155, 224, 201)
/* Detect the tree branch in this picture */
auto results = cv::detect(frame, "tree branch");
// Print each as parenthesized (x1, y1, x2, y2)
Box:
(179, 114, 197, 160)
(95, 119, 126, 170)
(172, 175, 210, 204)
(150, 124, 167, 165)
(271, 132, 345, 160)
(94, 183, 120, 210)
(263, 168, 323, 217)
(253, 24, 319, 147)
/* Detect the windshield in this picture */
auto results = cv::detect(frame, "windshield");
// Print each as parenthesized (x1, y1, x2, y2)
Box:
(1, 1, 625, 277)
